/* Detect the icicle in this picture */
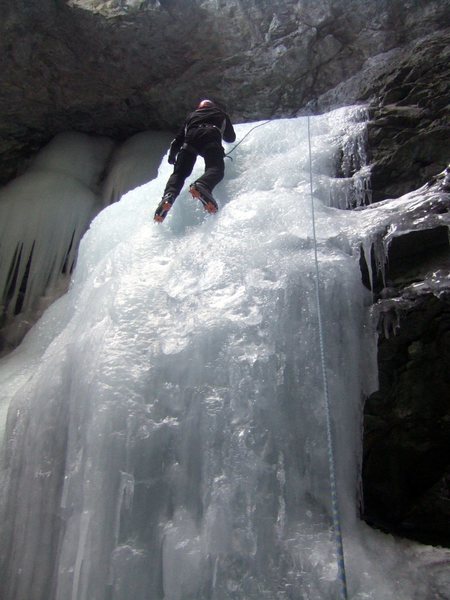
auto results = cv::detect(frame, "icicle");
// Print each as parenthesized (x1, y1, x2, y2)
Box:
(301, 106, 371, 211)
(101, 131, 172, 206)
(113, 471, 135, 547)
(0, 132, 114, 348)
(353, 165, 372, 207)
(361, 238, 375, 291)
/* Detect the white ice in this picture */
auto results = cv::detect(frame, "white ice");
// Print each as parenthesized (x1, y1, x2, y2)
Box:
(0, 132, 113, 352)
(0, 130, 171, 353)
(0, 107, 449, 600)
(101, 131, 173, 206)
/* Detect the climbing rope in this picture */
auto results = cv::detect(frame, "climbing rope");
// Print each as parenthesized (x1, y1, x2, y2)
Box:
(225, 120, 271, 158)
(307, 115, 349, 600)
(222, 113, 349, 597)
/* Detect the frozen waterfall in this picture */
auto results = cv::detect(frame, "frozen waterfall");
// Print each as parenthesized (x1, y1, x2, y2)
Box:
(0, 107, 448, 600)
(0, 130, 171, 354)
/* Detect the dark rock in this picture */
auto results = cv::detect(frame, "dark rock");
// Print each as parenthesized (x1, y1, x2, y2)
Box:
(362, 292, 450, 547)
(366, 31, 450, 201)
(1, 0, 450, 184)
(386, 226, 450, 282)
(358, 184, 450, 547)
(312, 27, 450, 200)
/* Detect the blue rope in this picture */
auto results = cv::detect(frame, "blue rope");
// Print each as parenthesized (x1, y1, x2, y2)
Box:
(225, 120, 271, 158)
(222, 114, 349, 597)
(307, 115, 349, 600)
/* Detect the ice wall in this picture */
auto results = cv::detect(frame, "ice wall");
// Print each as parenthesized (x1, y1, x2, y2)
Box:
(0, 133, 113, 351)
(0, 108, 448, 600)
(0, 130, 172, 354)
(101, 131, 173, 206)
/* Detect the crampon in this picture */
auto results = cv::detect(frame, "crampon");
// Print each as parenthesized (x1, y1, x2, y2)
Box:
(189, 183, 218, 214)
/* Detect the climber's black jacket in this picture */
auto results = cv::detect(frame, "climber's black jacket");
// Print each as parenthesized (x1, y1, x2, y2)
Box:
(170, 105, 236, 157)
(162, 105, 236, 198)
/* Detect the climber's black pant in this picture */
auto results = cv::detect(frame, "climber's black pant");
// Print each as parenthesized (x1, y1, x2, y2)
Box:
(163, 127, 225, 198)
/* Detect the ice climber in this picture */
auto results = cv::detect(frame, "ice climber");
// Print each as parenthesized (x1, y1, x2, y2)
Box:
(154, 98, 236, 222)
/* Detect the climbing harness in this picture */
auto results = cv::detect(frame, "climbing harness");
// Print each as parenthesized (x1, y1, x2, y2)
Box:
(307, 115, 349, 600)
(225, 120, 271, 158)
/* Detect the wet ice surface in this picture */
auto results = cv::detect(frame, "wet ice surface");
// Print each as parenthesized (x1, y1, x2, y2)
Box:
(0, 133, 112, 335)
(0, 131, 171, 353)
(0, 108, 449, 600)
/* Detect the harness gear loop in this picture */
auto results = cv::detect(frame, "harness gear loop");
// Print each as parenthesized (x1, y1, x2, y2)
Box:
(181, 140, 223, 157)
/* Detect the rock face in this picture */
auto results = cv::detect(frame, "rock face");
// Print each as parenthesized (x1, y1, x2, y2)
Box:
(367, 32, 450, 202)
(313, 28, 450, 200)
(1, 0, 449, 185)
(364, 291, 450, 547)
(361, 204, 450, 548)
(0, 0, 449, 549)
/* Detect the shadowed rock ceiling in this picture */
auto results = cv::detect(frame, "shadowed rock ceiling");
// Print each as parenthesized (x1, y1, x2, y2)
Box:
(1, 0, 449, 186)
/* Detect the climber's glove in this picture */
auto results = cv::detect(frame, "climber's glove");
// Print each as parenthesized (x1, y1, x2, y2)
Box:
(168, 140, 180, 165)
